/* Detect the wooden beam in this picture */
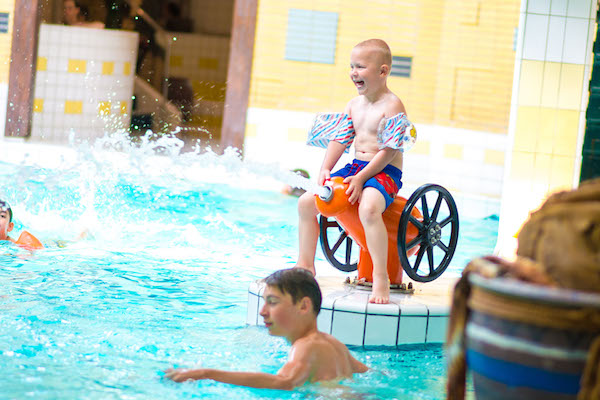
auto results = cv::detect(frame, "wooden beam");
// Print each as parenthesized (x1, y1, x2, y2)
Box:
(6, 0, 41, 138)
(220, 0, 258, 154)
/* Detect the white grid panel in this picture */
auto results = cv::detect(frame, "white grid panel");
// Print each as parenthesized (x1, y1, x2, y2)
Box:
(32, 24, 138, 143)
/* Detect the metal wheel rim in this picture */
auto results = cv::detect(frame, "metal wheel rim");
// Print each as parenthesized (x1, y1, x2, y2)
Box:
(319, 215, 358, 272)
(397, 184, 459, 282)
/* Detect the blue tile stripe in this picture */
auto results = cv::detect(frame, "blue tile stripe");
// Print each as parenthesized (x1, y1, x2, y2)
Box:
(466, 349, 581, 394)
(0, 12, 8, 34)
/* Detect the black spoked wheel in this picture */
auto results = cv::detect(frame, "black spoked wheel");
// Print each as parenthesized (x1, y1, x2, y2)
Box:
(397, 184, 459, 282)
(319, 215, 358, 272)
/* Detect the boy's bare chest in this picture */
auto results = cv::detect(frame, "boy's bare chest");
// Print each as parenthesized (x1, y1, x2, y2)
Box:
(352, 111, 385, 136)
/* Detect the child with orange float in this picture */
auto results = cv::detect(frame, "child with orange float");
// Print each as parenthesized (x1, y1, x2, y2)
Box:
(0, 199, 44, 250)
(296, 39, 416, 304)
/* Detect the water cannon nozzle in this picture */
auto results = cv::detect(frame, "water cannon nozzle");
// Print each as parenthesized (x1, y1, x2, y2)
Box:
(318, 185, 333, 202)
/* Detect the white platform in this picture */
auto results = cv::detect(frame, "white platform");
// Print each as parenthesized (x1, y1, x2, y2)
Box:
(247, 274, 457, 347)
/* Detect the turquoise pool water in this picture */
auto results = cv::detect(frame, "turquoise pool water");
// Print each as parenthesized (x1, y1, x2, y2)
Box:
(0, 138, 489, 399)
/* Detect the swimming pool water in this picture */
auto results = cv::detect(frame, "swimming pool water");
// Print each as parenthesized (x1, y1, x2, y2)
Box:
(0, 139, 487, 399)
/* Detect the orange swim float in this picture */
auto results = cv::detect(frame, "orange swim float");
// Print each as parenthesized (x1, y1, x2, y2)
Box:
(10, 231, 44, 250)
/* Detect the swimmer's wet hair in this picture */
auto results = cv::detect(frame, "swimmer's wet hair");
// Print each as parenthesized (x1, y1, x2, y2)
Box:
(264, 268, 322, 315)
(0, 199, 12, 223)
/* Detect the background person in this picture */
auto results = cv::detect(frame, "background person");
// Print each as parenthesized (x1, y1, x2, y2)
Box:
(0, 199, 43, 250)
(63, 0, 105, 29)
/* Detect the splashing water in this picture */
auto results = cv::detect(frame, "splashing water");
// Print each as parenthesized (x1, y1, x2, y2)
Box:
(93, 130, 328, 197)
(0, 130, 330, 244)
(0, 130, 489, 400)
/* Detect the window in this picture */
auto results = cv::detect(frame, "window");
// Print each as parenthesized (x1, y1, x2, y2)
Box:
(285, 9, 339, 64)
(390, 56, 412, 78)
(0, 13, 9, 34)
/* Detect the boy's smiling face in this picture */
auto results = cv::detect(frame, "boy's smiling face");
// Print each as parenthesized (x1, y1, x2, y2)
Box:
(0, 209, 13, 241)
(349, 46, 387, 96)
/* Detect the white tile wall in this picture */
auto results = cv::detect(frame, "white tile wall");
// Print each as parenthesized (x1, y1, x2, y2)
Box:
(567, 0, 592, 17)
(523, 14, 549, 61)
(546, 16, 566, 62)
(31, 24, 138, 143)
(426, 316, 449, 343)
(528, 0, 551, 13)
(317, 308, 333, 333)
(247, 280, 451, 347)
(551, 0, 569, 15)
(398, 316, 428, 345)
(563, 17, 590, 64)
(331, 310, 367, 346)
(364, 315, 399, 346)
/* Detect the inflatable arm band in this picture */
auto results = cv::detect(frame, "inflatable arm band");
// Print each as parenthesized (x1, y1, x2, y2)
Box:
(16, 231, 44, 250)
(306, 113, 355, 153)
(377, 113, 417, 152)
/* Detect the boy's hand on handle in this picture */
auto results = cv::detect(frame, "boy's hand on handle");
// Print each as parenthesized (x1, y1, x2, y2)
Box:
(318, 169, 331, 186)
(344, 175, 365, 204)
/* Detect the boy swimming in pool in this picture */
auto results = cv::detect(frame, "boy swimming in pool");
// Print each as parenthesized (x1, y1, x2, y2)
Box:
(0, 199, 44, 250)
(165, 268, 368, 389)
(297, 39, 414, 304)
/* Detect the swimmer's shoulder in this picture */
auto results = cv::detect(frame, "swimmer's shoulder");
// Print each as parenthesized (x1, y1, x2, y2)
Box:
(384, 92, 406, 117)
(345, 96, 362, 115)
(299, 331, 348, 355)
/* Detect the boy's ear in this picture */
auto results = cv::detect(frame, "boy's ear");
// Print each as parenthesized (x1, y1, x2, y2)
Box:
(299, 296, 312, 313)
(380, 64, 390, 76)
(7, 222, 13, 232)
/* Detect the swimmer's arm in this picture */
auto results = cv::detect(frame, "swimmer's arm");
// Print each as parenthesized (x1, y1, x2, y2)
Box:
(319, 141, 346, 185)
(165, 365, 310, 390)
(165, 343, 314, 389)
(351, 356, 369, 373)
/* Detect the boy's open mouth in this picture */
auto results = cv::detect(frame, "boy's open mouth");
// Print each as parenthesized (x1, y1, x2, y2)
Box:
(354, 80, 364, 88)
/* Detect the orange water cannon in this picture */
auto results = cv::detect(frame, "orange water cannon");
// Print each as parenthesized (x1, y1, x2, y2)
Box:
(315, 176, 459, 285)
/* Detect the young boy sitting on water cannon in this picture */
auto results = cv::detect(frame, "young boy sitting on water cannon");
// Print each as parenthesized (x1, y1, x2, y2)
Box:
(0, 199, 44, 250)
(165, 268, 368, 389)
(296, 39, 416, 304)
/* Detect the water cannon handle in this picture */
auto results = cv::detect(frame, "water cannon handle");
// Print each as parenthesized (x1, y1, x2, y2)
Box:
(315, 177, 355, 217)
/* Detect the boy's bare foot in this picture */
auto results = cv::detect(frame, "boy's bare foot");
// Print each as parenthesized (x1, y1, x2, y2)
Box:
(293, 265, 316, 276)
(369, 277, 390, 304)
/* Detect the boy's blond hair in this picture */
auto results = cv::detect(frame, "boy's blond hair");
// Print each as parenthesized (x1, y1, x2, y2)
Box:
(354, 39, 392, 67)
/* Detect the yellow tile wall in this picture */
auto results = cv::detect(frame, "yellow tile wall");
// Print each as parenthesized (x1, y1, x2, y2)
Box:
(167, 33, 230, 135)
(0, 0, 15, 84)
(484, 149, 505, 166)
(102, 62, 114, 75)
(249, 0, 519, 135)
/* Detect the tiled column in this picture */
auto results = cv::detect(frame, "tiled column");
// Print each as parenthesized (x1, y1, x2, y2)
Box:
(31, 24, 138, 143)
(497, 0, 596, 256)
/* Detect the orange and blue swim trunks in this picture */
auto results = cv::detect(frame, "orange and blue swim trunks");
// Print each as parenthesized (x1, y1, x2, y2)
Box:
(331, 159, 402, 209)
